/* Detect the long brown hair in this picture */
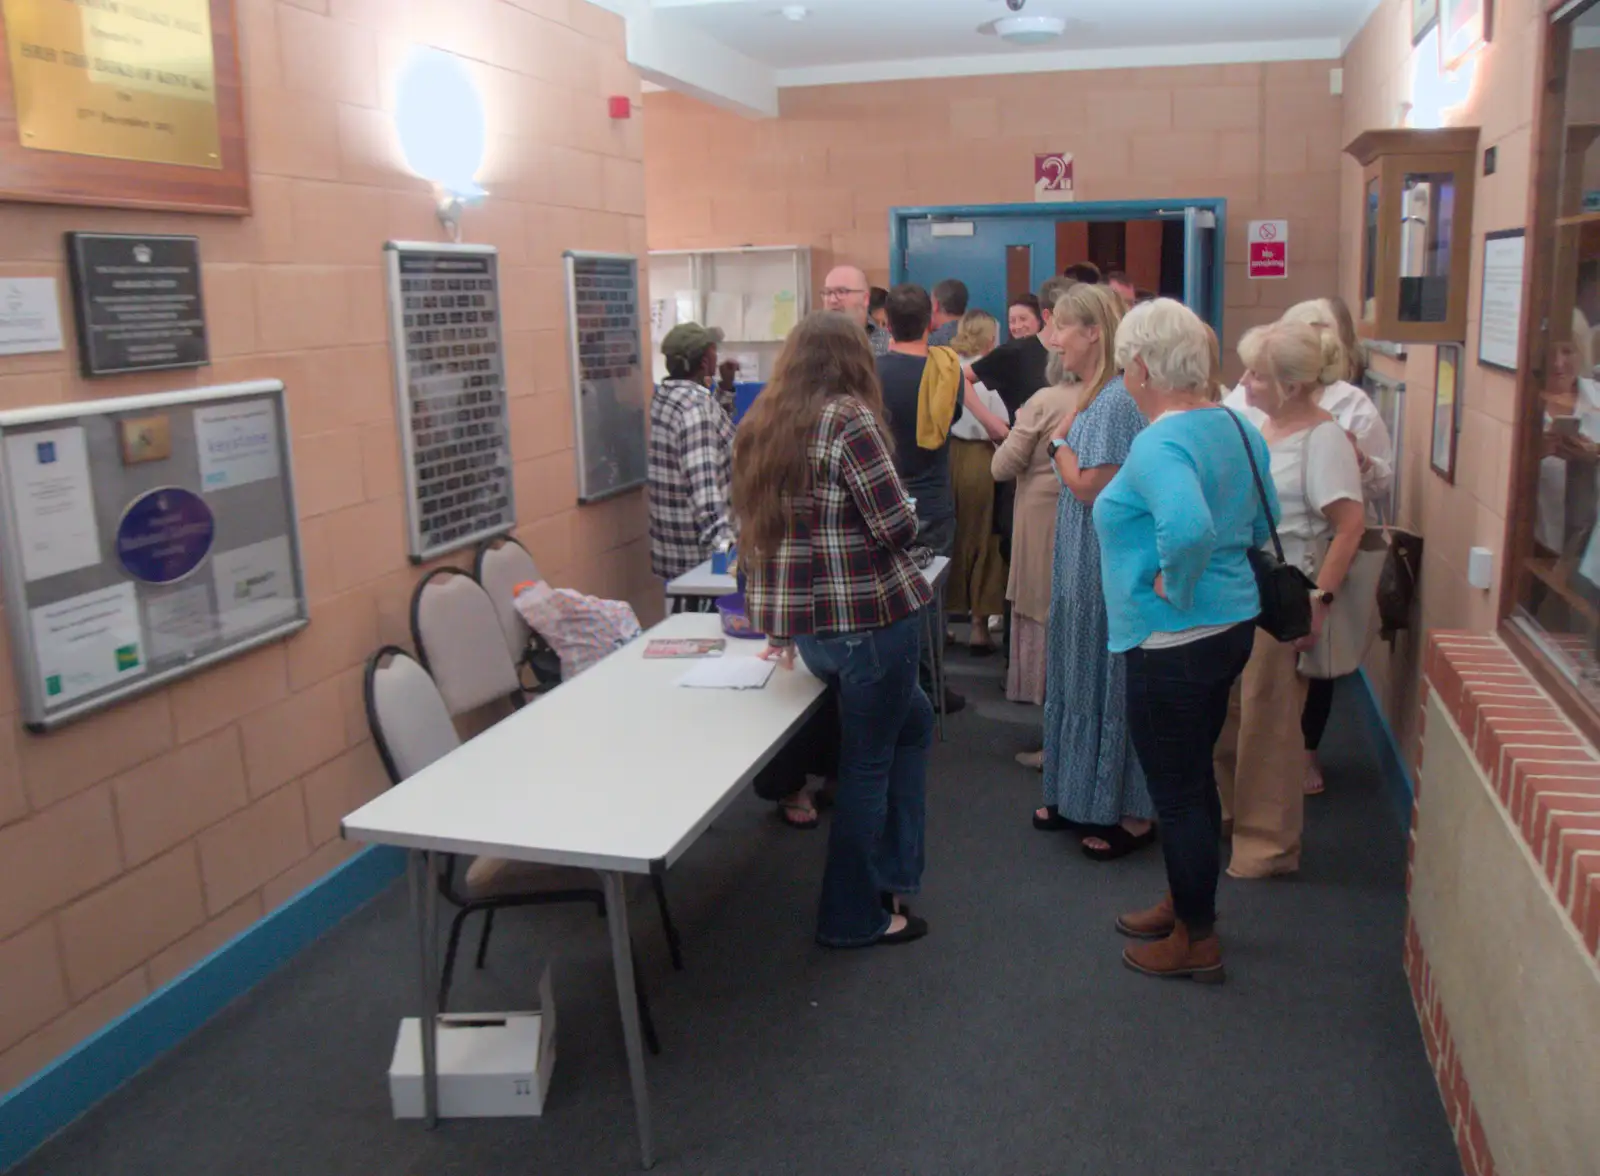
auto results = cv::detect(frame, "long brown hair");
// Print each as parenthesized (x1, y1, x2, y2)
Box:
(733, 312, 888, 559)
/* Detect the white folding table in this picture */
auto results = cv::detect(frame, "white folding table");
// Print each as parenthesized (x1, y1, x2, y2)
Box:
(663, 556, 954, 737)
(342, 614, 826, 1168)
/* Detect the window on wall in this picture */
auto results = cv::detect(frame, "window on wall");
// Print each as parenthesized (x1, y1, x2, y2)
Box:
(1506, 0, 1600, 718)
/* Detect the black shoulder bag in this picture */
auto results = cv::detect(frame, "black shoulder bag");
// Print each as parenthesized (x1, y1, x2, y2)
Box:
(1223, 409, 1316, 643)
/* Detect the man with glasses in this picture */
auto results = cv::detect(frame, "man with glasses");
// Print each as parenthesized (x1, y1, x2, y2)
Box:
(822, 264, 891, 356)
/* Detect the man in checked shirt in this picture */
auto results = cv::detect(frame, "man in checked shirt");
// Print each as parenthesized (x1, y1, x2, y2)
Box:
(648, 323, 736, 580)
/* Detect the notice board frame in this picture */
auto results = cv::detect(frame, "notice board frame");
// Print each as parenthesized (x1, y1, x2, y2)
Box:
(0, 379, 308, 731)
(383, 240, 516, 564)
(564, 250, 649, 504)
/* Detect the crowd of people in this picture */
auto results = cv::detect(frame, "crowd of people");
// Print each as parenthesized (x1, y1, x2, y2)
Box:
(646, 258, 1393, 977)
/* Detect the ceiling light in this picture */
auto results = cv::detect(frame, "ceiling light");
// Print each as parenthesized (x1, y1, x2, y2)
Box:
(780, 4, 808, 20)
(993, 15, 1065, 45)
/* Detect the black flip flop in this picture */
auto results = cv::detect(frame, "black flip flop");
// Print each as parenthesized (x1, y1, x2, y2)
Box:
(1032, 806, 1099, 833)
(1082, 824, 1158, 861)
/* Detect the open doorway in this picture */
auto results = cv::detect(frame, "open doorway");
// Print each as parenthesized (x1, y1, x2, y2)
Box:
(890, 199, 1225, 343)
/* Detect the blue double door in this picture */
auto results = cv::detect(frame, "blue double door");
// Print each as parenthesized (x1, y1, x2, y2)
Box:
(898, 201, 1223, 342)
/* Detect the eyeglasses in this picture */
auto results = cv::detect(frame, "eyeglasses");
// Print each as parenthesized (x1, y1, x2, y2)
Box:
(821, 287, 866, 299)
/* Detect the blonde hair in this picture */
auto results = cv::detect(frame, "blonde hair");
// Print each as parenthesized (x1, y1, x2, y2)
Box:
(1238, 321, 1338, 408)
(1053, 283, 1126, 411)
(949, 309, 999, 359)
(1280, 299, 1353, 384)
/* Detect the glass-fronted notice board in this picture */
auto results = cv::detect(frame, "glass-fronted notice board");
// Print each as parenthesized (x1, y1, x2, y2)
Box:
(0, 380, 308, 730)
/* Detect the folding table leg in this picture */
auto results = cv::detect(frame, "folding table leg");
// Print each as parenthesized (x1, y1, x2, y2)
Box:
(602, 871, 654, 1169)
(651, 873, 684, 971)
(409, 850, 442, 1129)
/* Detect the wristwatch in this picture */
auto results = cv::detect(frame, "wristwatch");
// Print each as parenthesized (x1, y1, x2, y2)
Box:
(1313, 590, 1335, 605)
(1048, 438, 1069, 458)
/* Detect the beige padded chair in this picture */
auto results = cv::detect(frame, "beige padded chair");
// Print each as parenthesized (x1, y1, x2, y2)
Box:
(363, 645, 658, 1049)
(409, 567, 526, 716)
(474, 537, 561, 692)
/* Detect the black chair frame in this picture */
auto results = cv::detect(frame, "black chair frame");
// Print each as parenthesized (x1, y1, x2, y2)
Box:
(364, 646, 660, 1054)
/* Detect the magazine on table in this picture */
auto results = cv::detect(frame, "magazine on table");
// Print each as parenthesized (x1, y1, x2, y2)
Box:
(644, 638, 726, 659)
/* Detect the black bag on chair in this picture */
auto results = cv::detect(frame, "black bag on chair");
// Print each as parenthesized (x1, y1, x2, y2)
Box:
(1224, 409, 1317, 644)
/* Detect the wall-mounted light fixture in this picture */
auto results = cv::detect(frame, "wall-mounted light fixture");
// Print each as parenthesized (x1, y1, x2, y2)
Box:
(394, 48, 488, 241)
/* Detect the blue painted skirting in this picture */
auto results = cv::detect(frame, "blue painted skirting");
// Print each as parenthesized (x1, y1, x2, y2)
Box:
(0, 844, 406, 1173)
(1352, 668, 1417, 830)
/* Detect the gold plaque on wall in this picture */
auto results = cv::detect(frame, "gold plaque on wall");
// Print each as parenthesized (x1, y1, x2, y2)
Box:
(2, 0, 221, 169)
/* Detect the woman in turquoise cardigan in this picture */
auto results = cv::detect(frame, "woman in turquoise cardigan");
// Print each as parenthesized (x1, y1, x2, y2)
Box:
(1093, 299, 1276, 984)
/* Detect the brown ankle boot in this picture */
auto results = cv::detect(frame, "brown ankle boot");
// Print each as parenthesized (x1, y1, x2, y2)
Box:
(1115, 893, 1175, 940)
(1122, 922, 1224, 984)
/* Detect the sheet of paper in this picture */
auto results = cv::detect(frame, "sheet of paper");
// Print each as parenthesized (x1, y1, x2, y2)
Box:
(195, 398, 280, 492)
(30, 582, 144, 706)
(212, 535, 298, 637)
(673, 291, 698, 329)
(0, 278, 64, 356)
(705, 292, 744, 340)
(678, 657, 776, 690)
(3, 426, 102, 582)
(650, 298, 675, 338)
(769, 290, 798, 340)
(144, 580, 218, 661)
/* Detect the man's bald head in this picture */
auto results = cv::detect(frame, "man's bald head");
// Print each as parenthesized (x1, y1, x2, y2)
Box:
(822, 265, 872, 327)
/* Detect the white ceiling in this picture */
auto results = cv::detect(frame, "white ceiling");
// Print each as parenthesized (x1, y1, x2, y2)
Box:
(649, 0, 1382, 84)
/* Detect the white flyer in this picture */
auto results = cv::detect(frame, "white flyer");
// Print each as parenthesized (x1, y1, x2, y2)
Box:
(195, 399, 280, 492)
(30, 582, 144, 706)
(143, 581, 217, 661)
(0, 278, 64, 356)
(211, 535, 298, 637)
(3, 426, 103, 582)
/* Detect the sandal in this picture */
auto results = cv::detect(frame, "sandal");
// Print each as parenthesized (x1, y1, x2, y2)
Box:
(1082, 824, 1157, 862)
(777, 799, 819, 830)
(1032, 805, 1096, 833)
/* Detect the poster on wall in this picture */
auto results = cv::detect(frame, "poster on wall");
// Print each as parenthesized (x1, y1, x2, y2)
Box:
(1439, 0, 1491, 72)
(1412, 0, 1440, 45)
(564, 251, 648, 504)
(1431, 343, 1463, 482)
(1247, 221, 1289, 279)
(1478, 228, 1525, 372)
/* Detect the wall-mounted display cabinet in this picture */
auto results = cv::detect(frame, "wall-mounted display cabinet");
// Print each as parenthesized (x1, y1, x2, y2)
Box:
(646, 247, 811, 384)
(1347, 127, 1481, 344)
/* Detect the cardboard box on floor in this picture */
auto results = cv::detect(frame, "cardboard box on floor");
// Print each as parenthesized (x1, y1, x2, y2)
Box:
(389, 966, 556, 1118)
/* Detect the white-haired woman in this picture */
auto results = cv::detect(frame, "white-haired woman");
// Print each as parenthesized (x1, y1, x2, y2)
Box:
(1093, 299, 1273, 981)
(1224, 298, 1393, 795)
(1215, 321, 1364, 879)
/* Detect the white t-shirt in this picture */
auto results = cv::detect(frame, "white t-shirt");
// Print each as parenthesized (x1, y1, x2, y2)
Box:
(1225, 380, 1394, 520)
(949, 374, 1011, 442)
(1267, 419, 1365, 576)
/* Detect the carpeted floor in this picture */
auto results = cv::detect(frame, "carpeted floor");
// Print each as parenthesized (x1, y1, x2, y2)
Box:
(15, 663, 1461, 1176)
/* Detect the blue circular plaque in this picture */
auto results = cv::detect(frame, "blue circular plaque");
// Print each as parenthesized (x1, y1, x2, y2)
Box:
(116, 487, 215, 585)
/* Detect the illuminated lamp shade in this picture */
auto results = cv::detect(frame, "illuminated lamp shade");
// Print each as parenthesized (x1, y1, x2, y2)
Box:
(394, 48, 488, 204)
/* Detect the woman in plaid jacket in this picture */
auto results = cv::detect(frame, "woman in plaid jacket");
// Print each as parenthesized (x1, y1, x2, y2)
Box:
(735, 312, 935, 949)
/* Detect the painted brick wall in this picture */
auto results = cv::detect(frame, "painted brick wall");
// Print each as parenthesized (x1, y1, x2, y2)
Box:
(0, 0, 653, 1094)
(641, 62, 1347, 365)
(1410, 633, 1600, 1176)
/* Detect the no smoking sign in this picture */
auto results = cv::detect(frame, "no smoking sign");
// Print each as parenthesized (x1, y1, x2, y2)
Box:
(1248, 220, 1289, 279)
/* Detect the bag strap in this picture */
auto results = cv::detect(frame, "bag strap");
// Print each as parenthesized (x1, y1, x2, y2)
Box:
(1222, 408, 1288, 566)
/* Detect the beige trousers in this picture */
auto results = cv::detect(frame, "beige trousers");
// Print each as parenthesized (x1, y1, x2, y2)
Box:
(1214, 628, 1308, 877)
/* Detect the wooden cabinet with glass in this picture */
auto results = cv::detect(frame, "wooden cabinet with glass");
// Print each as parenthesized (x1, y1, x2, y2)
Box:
(1346, 128, 1481, 344)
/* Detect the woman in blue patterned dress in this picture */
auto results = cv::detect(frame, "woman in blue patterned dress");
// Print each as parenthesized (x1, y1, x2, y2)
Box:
(1032, 284, 1156, 861)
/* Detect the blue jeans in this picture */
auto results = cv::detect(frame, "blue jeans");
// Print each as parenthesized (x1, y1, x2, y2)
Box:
(795, 615, 934, 947)
(1123, 622, 1256, 936)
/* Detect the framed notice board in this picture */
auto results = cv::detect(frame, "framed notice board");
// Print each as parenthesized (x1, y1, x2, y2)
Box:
(564, 251, 648, 503)
(383, 241, 515, 563)
(0, 380, 307, 731)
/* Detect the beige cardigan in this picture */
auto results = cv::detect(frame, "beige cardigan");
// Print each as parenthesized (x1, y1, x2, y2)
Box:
(992, 384, 1077, 623)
